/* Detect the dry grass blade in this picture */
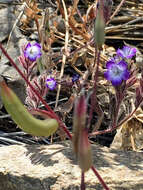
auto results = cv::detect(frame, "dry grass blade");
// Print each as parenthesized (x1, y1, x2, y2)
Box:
(55, 0, 69, 108)
(6, 2, 27, 52)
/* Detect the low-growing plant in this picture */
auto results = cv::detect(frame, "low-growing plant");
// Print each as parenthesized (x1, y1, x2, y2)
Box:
(0, 0, 142, 189)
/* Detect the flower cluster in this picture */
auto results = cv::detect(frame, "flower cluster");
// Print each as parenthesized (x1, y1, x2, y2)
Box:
(104, 46, 136, 86)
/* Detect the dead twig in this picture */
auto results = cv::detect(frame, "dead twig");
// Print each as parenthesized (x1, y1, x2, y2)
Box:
(107, 0, 126, 24)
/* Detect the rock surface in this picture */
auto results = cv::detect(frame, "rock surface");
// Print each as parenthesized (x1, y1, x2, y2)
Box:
(0, 7, 27, 65)
(0, 7, 28, 106)
(0, 7, 17, 42)
(0, 141, 143, 190)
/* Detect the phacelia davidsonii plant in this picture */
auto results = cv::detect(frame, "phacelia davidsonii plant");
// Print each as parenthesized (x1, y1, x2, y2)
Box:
(90, 44, 140, 140)
(0, 0, 143, 189)
(0, 39, 111, 190)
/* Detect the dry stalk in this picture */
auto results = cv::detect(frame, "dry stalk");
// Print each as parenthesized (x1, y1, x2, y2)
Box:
(55, 0, 69, 108)
(107, 0, 126, 24)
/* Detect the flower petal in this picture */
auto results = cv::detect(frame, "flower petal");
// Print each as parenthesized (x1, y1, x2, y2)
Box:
(116, 49, 124, 58)
(106, 60, 115, 69)
(117, 60, 128, 69)
(34, 42, 41, 49)
(111, 77, 123, 86)
(122, 70, 130, 80)
(104, 71, 112, 80)
(126, 47, 136, 59)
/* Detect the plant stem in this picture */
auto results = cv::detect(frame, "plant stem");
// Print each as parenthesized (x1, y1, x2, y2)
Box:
(89, 97, 122, 137)
(81, 171, 85, 190)
(88, 48, 102, 128)
(0, 42, 72, 140)
(89, 83, 143, 137)
(91, 166, 110, 190)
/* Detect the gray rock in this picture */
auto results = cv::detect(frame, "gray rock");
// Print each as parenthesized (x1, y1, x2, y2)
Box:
(0, 37, 28, 65)
(0, 141, 143, 190)
(0, 78, 26, 108)
(0, 7, 28, 66)
(0, 7, 21, 42)
(0, 7, 27, 105)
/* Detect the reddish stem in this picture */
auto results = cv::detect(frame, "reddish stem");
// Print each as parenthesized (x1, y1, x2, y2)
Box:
(87, 49, 101, 128)
(91, 166, 110, 190)
(81, 171, 85, 190)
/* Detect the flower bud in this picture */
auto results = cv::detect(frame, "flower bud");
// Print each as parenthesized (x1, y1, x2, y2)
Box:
(72, 91, 93, 172)
(94, 2, 105, 47)
(72, 92, 87, 156)
(78, 128, 93, 172)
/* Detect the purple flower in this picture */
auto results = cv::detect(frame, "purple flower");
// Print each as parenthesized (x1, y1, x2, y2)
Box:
(104, 60, 130, 86)
(72, 74, 80, 83)
(110, 55, 121, 64)
(46, 77, 56, 90)
(24, 42, 42, 61)
(117, 46, 136, 59)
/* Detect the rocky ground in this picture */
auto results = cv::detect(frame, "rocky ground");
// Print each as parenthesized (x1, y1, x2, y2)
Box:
(0, 141, 143, 190)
